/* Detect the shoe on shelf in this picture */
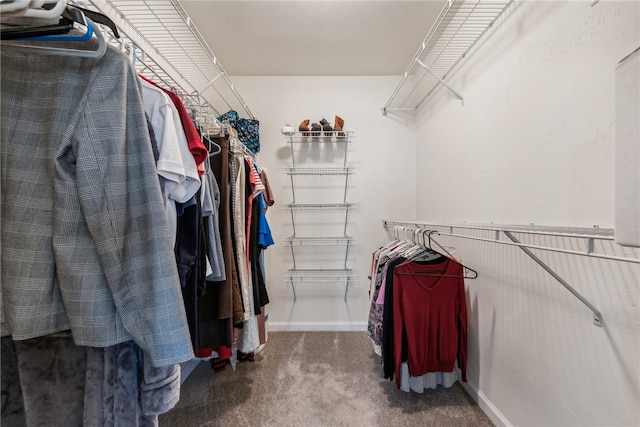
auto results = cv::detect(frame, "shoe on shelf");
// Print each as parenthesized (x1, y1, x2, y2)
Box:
(320, 118, 333, 137)
(334, 115, 345, 140)
(310, 122, 322, 141)
(299, 119, 310, 133)
(299, 119, 310, 140)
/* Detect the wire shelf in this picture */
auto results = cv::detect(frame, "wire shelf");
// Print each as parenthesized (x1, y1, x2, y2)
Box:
(285, 236, 355, 246)
(286, 203, 354, 210)
(81, 0, 253, 120)
(284, 167, 354, 176)
(283, 131, 354, 143)
(383, 0, 514, 113)
(284, 269, 356, 281)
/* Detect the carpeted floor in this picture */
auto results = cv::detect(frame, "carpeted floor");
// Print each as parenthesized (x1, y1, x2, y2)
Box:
(159, 332, 493, 427)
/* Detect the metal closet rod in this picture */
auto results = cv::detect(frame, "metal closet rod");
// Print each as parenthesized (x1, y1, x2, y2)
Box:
(382, 220, 638, 328)
(381, 219, 639, 264)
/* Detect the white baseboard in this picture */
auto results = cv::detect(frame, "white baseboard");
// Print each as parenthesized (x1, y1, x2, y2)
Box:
(460, 381, 512, 427)
(268, 322, 367, 332)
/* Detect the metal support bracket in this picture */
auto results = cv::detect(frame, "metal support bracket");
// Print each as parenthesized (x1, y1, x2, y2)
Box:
(504, 231, 603, 327)
(290, 279, 297, 303)
(197, 72, 222, 95)
(415, 59, 464, 106)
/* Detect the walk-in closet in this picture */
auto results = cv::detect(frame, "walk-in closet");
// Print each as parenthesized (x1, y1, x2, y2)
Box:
(1, 1, 639, 426)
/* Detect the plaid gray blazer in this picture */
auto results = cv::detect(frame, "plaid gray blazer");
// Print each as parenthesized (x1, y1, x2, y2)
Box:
(1, 45, 194, 367)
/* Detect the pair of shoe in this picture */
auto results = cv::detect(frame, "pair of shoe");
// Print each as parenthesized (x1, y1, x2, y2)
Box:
(298, 119, 322, 141)
(298, 116, 345, 139)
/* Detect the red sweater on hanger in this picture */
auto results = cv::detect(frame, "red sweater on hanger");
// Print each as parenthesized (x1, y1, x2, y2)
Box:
(392, 258, 468, 389)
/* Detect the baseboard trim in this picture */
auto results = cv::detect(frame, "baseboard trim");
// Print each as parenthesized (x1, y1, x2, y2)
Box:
(460, 381, 511, 427)
(268, 322, 367, 332)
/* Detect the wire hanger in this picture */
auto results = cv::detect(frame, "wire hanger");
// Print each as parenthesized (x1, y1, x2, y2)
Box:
(427, 230, 478, 279)
(395, 229, 478, 279)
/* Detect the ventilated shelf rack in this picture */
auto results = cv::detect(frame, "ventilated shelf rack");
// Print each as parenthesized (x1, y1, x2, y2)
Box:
(283, 130, 355, 144)
(284, 167, 354, 176)
(283, 131, 356, 301)
(80, 0, 253, 120)
(284, 131, 354, 167)
(284, 269, 357, 302)
(286, 203, 354, 210)
(383, 0, 514, 114)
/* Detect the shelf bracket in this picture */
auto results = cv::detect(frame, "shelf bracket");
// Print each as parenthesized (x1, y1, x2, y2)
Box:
(197, 72, 222, 95)
(290, 279, 297, 303)
(503, 231, 603, 327)
(415, 59, 464, 105)
(344, 277, 350, 302)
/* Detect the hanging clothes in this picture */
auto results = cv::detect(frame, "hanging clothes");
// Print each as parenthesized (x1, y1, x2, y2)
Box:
(6, 332, 179, 427)
(201, 155, 226, 283)
(197, 136, 237, 351)
(0, 44, 194, 367)
(138, 75, 208, 173)
(1, 39, 193, 426)
(392, 258, 468, 389)
(138, 77, 201, 247)
(368, 237, 468, 391)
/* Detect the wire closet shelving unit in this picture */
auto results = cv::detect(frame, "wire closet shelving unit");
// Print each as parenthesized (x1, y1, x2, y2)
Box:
(78, 0, 253, 121)
(383, 0, 514, 114)
(283, 131, 357, 302)
(382, 220, 640, 328)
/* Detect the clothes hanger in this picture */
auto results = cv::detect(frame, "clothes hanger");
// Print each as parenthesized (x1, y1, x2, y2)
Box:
(378, 226, 402, 252)
(71, 5, 119, 38)
(399, 228, 442, 262)
(22, 0, 67, 19)
(202, 127, 222, 157)
(1, 0, 37, 14)
(1, 3, 119, 41)
(0, 16, 75, 40)
(400, 228, 428, 259)
(394, 229, 478, 279)
(427, 230, 478, 278)
(384, 227, 412, 259)
(2, 14, 107, 58)
(13, 6, 93, 42)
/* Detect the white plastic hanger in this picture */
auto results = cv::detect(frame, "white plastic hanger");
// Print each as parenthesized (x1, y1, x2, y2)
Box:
(23, 0, 67, 19)
(204, 126, 222, 157)
(0, 0, 32, 14)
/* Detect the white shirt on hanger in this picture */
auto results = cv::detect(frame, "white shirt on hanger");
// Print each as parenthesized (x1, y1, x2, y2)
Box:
(139, 77, 201, 245)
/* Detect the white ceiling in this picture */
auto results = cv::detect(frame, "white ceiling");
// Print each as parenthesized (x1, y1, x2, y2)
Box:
(180, 1, 445, 76)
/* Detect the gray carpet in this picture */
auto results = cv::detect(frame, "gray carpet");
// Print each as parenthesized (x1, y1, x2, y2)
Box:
(159, 332, 493, 427)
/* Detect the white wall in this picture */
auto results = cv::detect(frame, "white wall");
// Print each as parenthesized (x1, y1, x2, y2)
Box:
(231, 76, 416, 330)
(414, 1, 640, 426)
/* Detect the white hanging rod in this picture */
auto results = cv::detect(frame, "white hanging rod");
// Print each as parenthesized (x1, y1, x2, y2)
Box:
(381, 220, 639, 264)
(382, 219, 640, 327)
